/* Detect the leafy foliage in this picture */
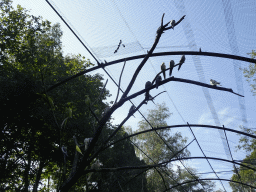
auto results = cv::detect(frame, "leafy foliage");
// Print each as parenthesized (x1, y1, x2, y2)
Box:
(232, 49, 256, 191)
(230, 149, 256, 191)
(133, 103, 214, 192)
(242, 50, 256, 95)
(0, 1, 149, 191)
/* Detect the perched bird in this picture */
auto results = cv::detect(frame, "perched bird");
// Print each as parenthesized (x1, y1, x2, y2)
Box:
(65, 107, 72, 118)
(61, 146, 68, 157)
(178, 55, 185, 71)
(169, 60, 175, 76)
(178, 165, 181, 176)
(161, 62, 166, 80)
(85, 95, 90, 106)
(73, 136, 83, 155)
(156, 26, 162, 35)
(91, 159, 101, 170)
(199, 47, 201, 52)
(210, 79, 221, 86)
(94, 109, 100, 115)
(61, 146, 68, 175)
(103, 106, 110, 115)
(145, 81, 152, 100)
(128, 105, 136, 117)
(155, 75, 162, 89)
(76, 145, 83, 155)
(84, 138, 93, 150)
(170, 20, 175, 30)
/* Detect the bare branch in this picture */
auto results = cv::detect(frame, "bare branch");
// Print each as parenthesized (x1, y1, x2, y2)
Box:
(89, 107, 100, 122)
(115, 60, 126, 104)
(84, 163, 164, 173)
(122, 77, 244, 104)
(165, 15, 186, 30)
(161, 13, 165, 27)
(92, 79, 108, 106)
(120, 15, 186, 100)
(152, 91, 166, 100)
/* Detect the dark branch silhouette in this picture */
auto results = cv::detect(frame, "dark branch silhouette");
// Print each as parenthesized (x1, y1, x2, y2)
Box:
(115, 60, 126, 104)
(104, 124, 256, 150)
(46, 51, 256, 93)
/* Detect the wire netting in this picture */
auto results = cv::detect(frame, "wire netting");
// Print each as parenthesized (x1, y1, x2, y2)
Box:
(13, 0, 256, 191)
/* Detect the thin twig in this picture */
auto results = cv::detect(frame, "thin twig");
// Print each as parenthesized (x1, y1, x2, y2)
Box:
(120, 14, 186, 100)
(91, 79, 108, 106)
(89, 107, 100, 123)
(115, 60, 126, 104)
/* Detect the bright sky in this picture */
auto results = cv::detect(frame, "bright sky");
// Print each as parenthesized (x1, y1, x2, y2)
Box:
(11, 0, 256, 191)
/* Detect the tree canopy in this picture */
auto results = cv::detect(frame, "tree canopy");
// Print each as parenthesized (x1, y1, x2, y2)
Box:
(133, 103, 215, 192)
(229, 50, 256, 191)
(0, 1, 146, 191)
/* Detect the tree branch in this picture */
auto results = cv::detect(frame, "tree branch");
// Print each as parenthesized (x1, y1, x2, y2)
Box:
(121, 76, 243, 105)
(120, 14, 186, 100)
(115, 60, 126, 104)
(84, 163, 164, 173)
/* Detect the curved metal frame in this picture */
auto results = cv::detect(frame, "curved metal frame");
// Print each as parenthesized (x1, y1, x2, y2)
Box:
(47, 51, 256, 92)
(163, 178, 256, 191)
(104, 124, 256, 150)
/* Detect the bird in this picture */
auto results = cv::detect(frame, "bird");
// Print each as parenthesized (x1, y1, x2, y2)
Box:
(170, 20, 175, 30)
(156, 26, 162, 35)
(76, 145, 83, 155)
(178, 55, 185, 71)
(73, 136, 83, 155)
(148, 94, 156, 105)
(65, 107, 72, 118)
(145, 81, 152, 100)
(85, 95, 90, 106)
(155, 75, 162, 89)
(103, 106, 110, 115)
(61, 146, 68, 157)
(169, 60, 175, 76)
(94, 109, 100, 115)
(128, 105, 136, 117)
(91, 159, 101, 170)
(84, 138, 93, 150)
(199, 47, 201, 52)
(161, 62, 166, 80)
(210, 79, 221, 86)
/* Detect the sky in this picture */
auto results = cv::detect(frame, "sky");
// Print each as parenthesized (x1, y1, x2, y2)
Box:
(11, 0, 256, 191)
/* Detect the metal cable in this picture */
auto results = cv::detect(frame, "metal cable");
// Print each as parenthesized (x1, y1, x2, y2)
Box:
(187, 123, 227, 191)
(44, 1, 191, 190)
(223, 125, 245, 192)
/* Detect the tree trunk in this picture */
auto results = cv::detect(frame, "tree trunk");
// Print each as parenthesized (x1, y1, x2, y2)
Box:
(24, 129, 35, 192)
(24, 144, 32, 192)
(33, 160, 44, 192)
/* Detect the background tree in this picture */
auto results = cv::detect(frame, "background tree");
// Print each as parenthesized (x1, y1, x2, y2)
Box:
(0, 1, 230, 191)
(0, 1, 148, 191)
(229, 50, 256, 191)
(229, 149, 256, 191)
(242, 50, 256, 95)
(133, 103, 214, 192)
